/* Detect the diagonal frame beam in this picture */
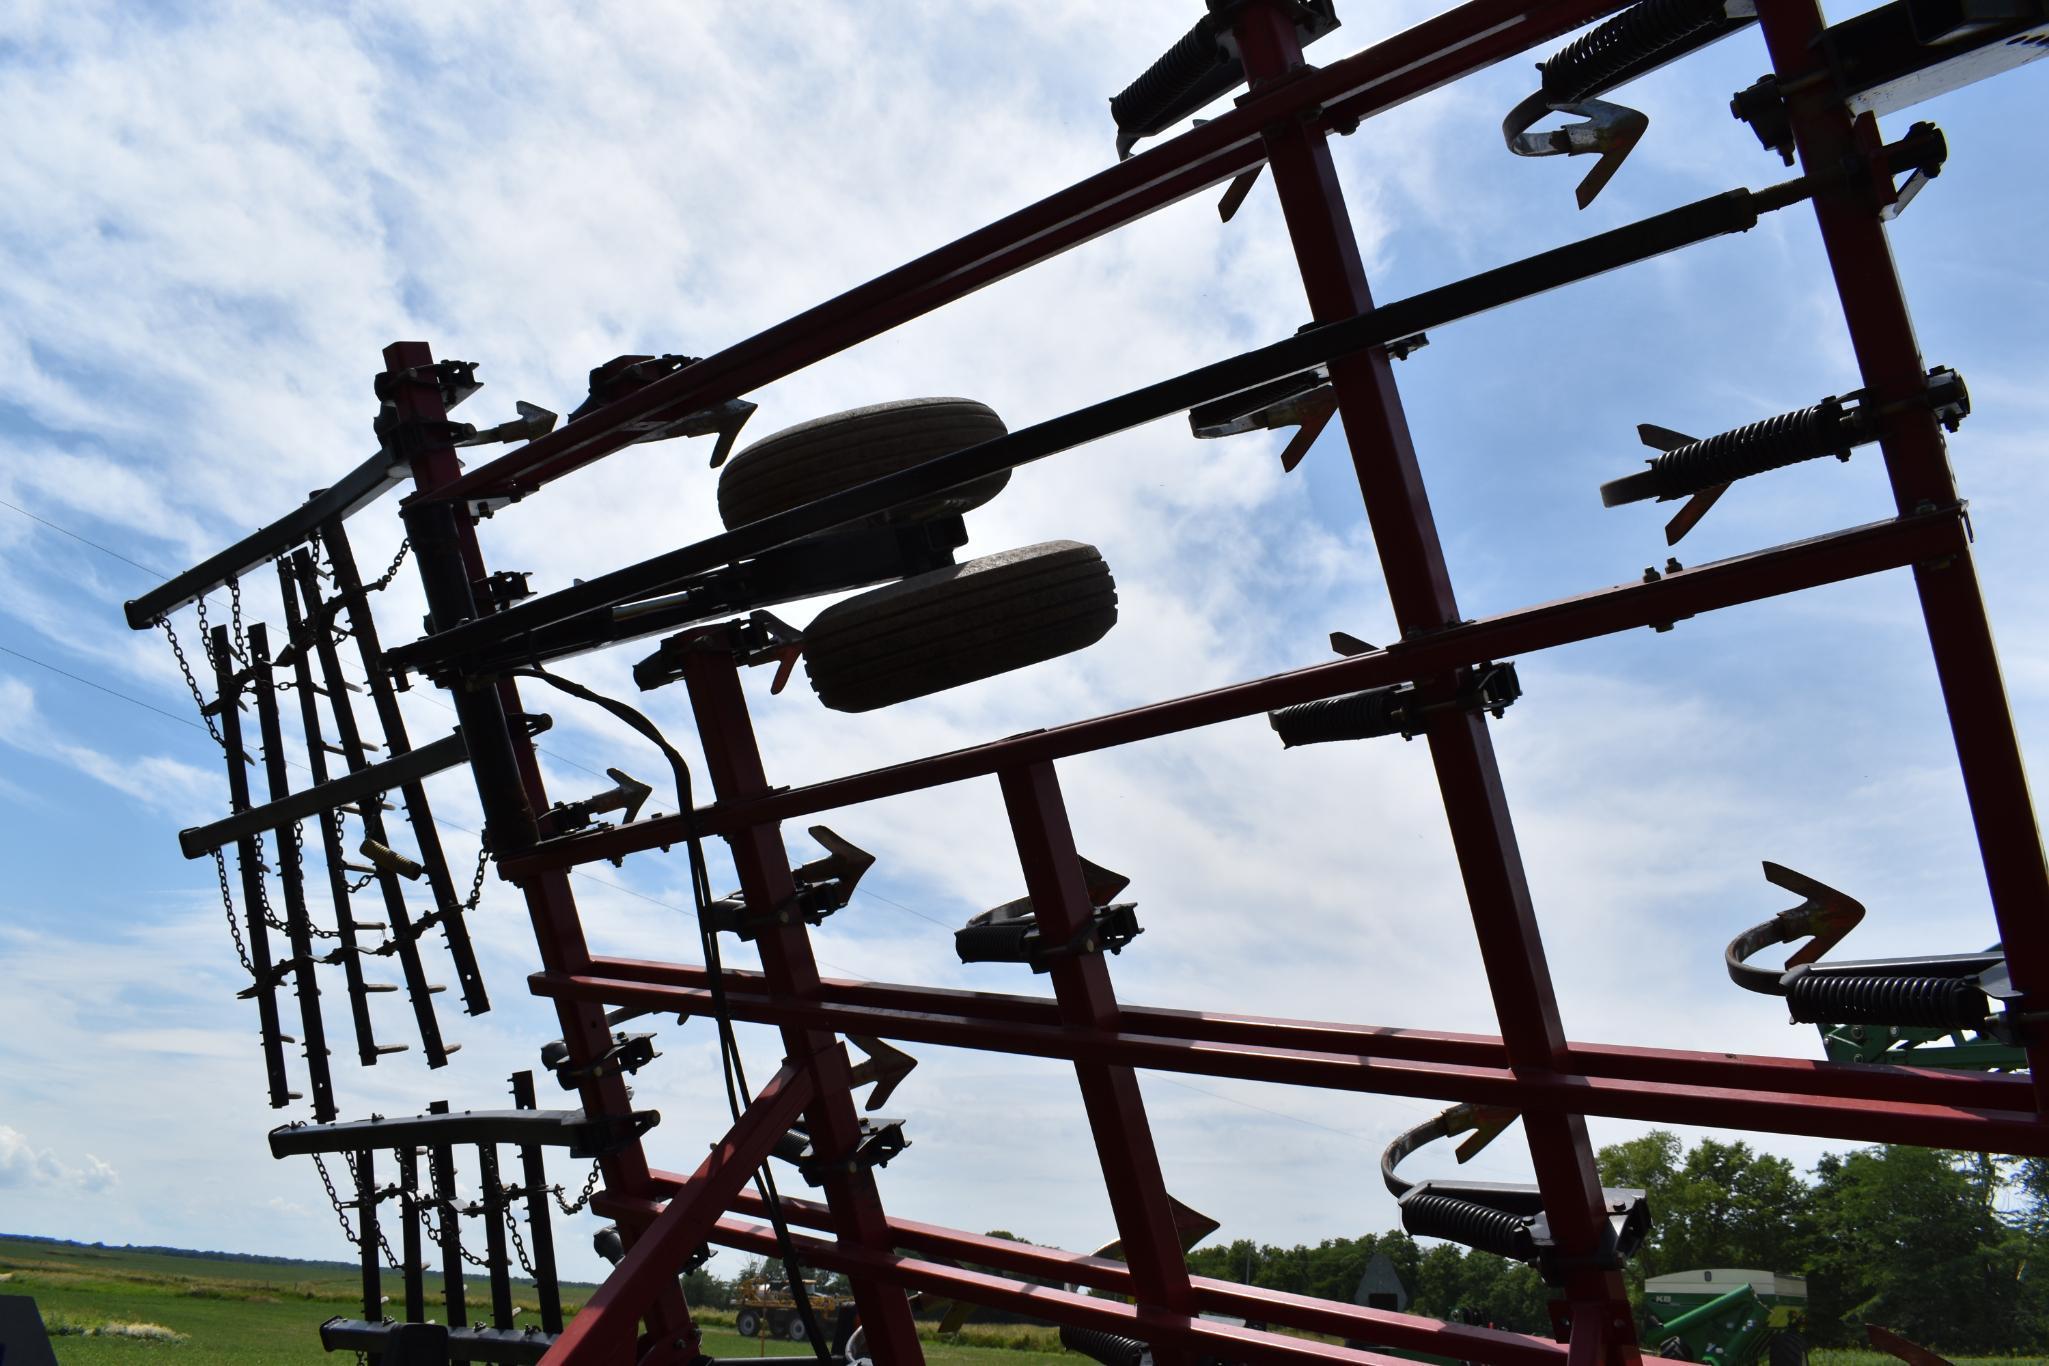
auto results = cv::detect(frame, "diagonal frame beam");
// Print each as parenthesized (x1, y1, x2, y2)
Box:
(542, 1060, 814, 1365)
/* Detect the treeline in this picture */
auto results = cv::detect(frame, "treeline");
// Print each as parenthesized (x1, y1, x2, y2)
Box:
(698, 1135, 2049, 1351)
(1187, 1133, 2049, 1352)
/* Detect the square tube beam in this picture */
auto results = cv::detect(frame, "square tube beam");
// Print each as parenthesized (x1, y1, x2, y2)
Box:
(1754, 0, 2049, 1095)
(504, 508, 1963, 878)
(542, 1061, 813, 1365)
(678, 645, 928, 1362)
(385, 341, 695, 1352)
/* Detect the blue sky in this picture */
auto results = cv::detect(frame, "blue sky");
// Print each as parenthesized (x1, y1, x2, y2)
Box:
(1, 0, 2045, 1288)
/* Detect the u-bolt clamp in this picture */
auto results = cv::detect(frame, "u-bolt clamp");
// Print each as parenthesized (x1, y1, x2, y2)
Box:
(700, 825, 878, 941)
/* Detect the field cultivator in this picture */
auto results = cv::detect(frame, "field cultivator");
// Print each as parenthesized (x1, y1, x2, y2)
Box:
(127, 0, 2046, 1361)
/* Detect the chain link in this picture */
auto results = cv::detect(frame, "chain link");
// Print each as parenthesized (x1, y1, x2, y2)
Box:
(422, 1145, 493, 1269)
(552, 1159, 603, 1216)
(463, 842, 492, 912)
(228, 576, 248, 664)
(212, 848, 253, 973)
(310, 1150, 400, 1271)
(504, 1206, 538, 1279)
(365, 538, 413, 593)
(246, 823, 342, 942)
(194, 595, 215, 665)
(157, 615, 225, 748)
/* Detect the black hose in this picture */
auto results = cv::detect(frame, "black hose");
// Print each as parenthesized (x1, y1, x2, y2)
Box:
(1059, 1324, 1151, 1366)
(511, 667, 833, 1360)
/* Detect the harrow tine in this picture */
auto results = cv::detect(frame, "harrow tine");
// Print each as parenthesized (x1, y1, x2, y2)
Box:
(355, 1147, 382, 1324)
(213, 624, 293, 1109)
(511, 1070, 564, 1333)
(426, 1100, 468, 1330)
(281, 554, 395, 1067)
(290, 549, 452, 1067)
(325, 520, 490, 1018)
(478, 1142, 515, 1329)
(398, 1143, 426, 1323)
(250, 625, 338, 1122)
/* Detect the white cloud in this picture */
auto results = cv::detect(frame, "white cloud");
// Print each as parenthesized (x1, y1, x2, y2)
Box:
(0, 1125, 118, 1192)
(0, 675, 218, 814)
(0, 0, 2043, 1287)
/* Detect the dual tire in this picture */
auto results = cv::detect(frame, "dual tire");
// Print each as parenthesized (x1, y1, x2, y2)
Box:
(718, 398, 1117, 712)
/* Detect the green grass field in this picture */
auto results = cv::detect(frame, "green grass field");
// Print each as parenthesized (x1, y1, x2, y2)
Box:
(3, 1237, 2042, 1363)
(0, 1236, 1074, 1363)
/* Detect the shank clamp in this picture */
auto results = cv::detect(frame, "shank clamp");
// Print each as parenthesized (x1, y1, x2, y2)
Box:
(701, 826, 877, 941)
(1381, 1104, 1649, 1284)
(954, 859, 1143, 973)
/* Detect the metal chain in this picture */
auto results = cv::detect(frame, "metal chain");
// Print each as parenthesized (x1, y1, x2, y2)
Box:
(194, 595, 215, 665)
(212, 848, 253, 973)
(504, 1206, 538, 1279)
(423, 1145, 492, 1269)
(552, 1159, 603, 1216)
(365, 538, 413, 593)
(329, 811, 377, 892)
(156, 615, 225, 747)
(463, 842, 492, 912)
(285, 820, 341, 939)
(248, 824, 342, 942)
(311, 1150, 400, 1271)
(228, 576, 248, 664)
(308, 527, 336, 580)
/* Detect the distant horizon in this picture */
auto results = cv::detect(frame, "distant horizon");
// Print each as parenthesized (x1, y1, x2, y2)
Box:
(0, 1230, 598, 1289)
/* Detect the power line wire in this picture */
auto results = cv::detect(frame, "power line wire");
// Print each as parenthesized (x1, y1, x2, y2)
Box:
(0, 493, 615, 782)
(0, 641, 212, 733)
(0, 495, 169, 577)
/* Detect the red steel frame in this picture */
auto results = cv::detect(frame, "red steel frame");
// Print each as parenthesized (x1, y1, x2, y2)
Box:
(369, 0, 2047, 1361)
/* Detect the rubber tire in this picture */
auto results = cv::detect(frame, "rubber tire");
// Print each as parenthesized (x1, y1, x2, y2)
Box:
(717, 397, 1011, 530)
(734, 1310, 760, 1339)
(1769, 1331, 1807, 1366)
(788, 1315, 811, 1343)
(803, 540, 1117, 713)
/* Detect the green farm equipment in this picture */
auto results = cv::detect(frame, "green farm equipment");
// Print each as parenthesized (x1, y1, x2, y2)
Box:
(1643, 1271, 1808, 1364)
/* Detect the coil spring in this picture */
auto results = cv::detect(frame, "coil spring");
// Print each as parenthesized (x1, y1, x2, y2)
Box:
(1269, 686, 1407, 748)
(1541, 0, 1732, 103)
(1647, 400, 1847, 499)
(1401, 1192, 1540, 1264)
(1059, 1324, 1150, 1366)
(1111, 17, 1231, 135)
(1787, 972, 1991, 1028)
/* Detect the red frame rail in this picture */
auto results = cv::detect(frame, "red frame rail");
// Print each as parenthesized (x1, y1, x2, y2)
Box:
(352, 0, 2043, 1361)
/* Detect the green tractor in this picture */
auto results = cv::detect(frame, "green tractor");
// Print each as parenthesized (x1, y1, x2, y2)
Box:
(1642, 1270, 1808, 1365)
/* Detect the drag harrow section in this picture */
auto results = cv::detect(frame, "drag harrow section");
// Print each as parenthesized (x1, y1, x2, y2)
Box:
(277, 1071, 579, 1363)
